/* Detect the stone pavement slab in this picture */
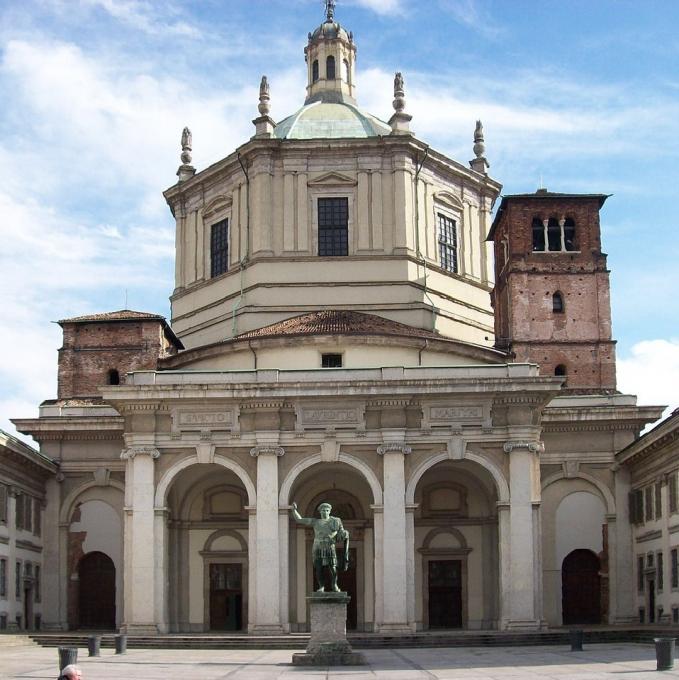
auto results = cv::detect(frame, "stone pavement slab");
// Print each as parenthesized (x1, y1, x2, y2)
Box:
(1, 643, 677, 680)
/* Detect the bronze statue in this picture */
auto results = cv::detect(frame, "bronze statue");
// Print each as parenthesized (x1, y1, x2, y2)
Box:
(291, 501, 349, 592)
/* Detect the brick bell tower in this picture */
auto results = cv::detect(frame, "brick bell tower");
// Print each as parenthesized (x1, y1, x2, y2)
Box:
(488, 189, 616, 391)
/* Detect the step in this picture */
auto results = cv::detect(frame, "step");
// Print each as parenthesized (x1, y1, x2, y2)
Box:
(0, 634, 37, 647)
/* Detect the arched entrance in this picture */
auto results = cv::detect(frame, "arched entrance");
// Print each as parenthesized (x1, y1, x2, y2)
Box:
(165, 463, 250, 632)
(562, 549, 601, 624)
(78, 552, 116, 629)
(411, 458, 500, 630)
(285, 461, 375, 632)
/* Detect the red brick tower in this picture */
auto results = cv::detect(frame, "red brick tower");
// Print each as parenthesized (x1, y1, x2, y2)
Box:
(488, 189, 616, 391)
(57, 310, 183, 399)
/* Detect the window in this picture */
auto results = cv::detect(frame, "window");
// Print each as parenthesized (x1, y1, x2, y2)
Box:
(34, 614, 41, 631)
(630, 489, 644, 524)
(639, 607, 645, 624)
(646, 486, 654, 522)
(531, 216, 578, 252)
(648, 552, 655, 568)
(0, 614, 6, 630)
(552, 292, 564, 313)
(34, 499, 41, 537)
(23, 495, 32, 533)
(658, 552, 664, 591)
(318, 198, 348, 256)
(312, 59, 319, 82)
(321, 353, 342, 368)
(670, 473, 678, 514)
(210, 219, 229, 277)
(15, 493, 24, 530)
(671, 548, 678, 589)
(15, 562, 21, 598)
(0, 559, 6, 598)
(34, 566, 40, 603)
(326, 55, 336, 80)
(555, 364, 567, 377)
(107, 369, 120, 385)
(437, 213, 458, 273)
(656, 482, 663, 519)
(0, 485, 6, 523)
(638, 556, 645, 592)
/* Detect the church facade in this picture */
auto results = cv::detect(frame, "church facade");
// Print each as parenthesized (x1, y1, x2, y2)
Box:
(13, 6, 664, 634)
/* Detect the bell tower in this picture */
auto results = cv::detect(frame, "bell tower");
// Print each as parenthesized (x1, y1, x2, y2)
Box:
(304, 1, 357, 105)
(489, 189, 617, 391)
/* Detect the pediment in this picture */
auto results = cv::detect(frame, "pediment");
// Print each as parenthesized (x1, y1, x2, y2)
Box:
(202, 194, 232, 219)
(434, 191, 464, 210)
(307, 172, 358, 188)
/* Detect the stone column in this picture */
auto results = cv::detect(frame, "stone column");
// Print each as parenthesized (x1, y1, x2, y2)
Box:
(121, 445, 160, 634)
(249, 444, 285, 634)
(376, 441, 412, 632)
(154, 506, 170, 633)
(405, 503, 417, 628)
(41, 477, 65, 630)
(502, 440, 543, 630)
(611, 465, 636, 623)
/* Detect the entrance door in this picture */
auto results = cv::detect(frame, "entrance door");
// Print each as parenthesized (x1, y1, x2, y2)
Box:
(428, 560, 462, 629)
(337, 548, 357, 630)
(23, 585, 33, 630)
(209, 564, 243, 631)
(649, 579, 656, 623)
(562, 549, 601, 624)
(78, 552, 116, 629)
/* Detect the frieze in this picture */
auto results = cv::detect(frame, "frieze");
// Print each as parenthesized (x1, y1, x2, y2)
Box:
(172, 408, 237, 434)
(295, 402, 365, 431)
(422, 402, 489, 429)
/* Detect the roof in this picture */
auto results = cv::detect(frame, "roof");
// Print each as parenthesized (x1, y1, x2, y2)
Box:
(310, 19, 350, 42)
(237, 310, 449, 341)
(57, 309, 185, 350)
(0, 428, 58, 471)
(274, 101, 391, 140)
(487, 190, 610, 241)
(616, 406, 679, 465)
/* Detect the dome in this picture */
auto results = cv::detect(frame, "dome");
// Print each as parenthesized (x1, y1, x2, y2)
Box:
(275, 101, 391, 140)
(310, 20, 350, 42)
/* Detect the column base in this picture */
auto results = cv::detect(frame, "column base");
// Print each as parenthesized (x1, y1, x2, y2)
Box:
(248, 624, 285, 635)
(375, 622, 416, 634)
(120, 623, 159, 635)
(41, 622, 69, 632)
(502, 619, 544, 631)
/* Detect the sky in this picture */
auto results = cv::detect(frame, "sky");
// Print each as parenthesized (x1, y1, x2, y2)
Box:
(0, 0, 677, 442)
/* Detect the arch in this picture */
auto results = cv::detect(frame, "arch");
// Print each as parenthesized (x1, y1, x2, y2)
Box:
(59, 479, 125, 524)
(107, 369, 120, 385)
(434, 191, 464, 211)
(204, 528, 248, 553)
(406, 450, 509, 505)
(78, 551, 116, 629)
(422, 526, 469, 551)
(306, 488, 365, 519)
(541, 470, 615, 515)
(155, 453, 256, 508)
(326, 55, 336, 80)
(202, 194, 232, 220)
(279, 452, 383, 507)
(563, 217, 577, 251)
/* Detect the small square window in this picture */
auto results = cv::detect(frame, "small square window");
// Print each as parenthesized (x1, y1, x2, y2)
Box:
(321, 353, 343, 368)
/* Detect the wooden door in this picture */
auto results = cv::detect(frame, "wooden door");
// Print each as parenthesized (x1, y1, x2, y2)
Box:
(562, 549, 601, 624)
(428, 560, 462, 629)
(209, 564, 243, 631)
(337, 548, 358, 630)
(78, 552, 116, 629)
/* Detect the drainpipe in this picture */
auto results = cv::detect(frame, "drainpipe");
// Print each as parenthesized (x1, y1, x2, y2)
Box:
(232, 153, 251, 337)
(414, 147, 437, 331)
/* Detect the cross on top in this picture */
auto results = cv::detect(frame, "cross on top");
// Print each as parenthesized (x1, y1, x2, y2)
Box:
(325, 0, 336, 21)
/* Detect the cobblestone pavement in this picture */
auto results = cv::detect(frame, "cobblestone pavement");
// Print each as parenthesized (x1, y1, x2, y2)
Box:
(2, 643, 678, 680)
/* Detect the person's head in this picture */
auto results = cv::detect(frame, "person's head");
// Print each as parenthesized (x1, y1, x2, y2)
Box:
(61, 664, 82, 680)
(318, 502, 332, 519)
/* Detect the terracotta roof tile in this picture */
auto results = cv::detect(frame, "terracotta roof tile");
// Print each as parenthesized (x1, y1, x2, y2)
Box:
(58, 309, 165, 324)
(236, 310, 443, 341)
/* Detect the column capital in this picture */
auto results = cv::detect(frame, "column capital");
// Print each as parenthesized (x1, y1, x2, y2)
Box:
(8, 485, 21, 498)
(503, 440, 544, 455)
(250, 445, 284, 457)
(377, 442, 411, 456)
(121, 446, 160, 460)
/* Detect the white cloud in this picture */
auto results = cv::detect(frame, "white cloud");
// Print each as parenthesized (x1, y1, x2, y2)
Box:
(618, 339, 679, 421)
(438, 0, 504, 40)
(352, 0, 405, 15)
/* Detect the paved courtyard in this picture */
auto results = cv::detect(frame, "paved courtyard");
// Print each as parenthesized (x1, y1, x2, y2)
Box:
(2, 643, 678, 680)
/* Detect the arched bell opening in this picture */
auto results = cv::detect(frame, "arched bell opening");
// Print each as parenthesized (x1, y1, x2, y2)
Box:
(165, 463, 250, 632)
(412, 459, 499, 631)
(286, 462, 375, 632)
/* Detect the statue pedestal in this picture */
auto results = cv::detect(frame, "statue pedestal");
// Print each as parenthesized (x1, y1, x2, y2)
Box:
(292, 593, 366, 666)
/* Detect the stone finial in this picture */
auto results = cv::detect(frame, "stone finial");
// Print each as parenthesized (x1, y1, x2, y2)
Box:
(258, 76, 271, 116)
(389, 71, 412, 136)
(325, 0, 336, 21)
(470, 119, 489, 174)
(177, 126, 196, 182)
(393, 71, 406, 113)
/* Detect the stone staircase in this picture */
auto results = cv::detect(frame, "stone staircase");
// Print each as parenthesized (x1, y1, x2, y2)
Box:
(0, 634, 38, 648)
(29, 628, 678, 650)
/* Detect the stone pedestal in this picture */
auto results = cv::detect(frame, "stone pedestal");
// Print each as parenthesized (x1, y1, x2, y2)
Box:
(292, 593, 366, 666)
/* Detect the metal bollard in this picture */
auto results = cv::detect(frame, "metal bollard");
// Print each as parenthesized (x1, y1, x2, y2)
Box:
(87, 635, 101, 657)
(58, 647, 78, 672)
(654, 637, 676, 671)
(114, 634, 127, 655)
(570, 629, 584, 652)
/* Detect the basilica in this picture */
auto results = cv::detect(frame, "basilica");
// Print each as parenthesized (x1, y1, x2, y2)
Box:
(7, 5, 673, 635)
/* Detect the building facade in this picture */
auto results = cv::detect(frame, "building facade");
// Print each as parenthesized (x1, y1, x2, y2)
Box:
(13, 6, 665, 634)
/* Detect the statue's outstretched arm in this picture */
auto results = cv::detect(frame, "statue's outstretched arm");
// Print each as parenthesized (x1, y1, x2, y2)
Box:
(290, 501, 313, 525)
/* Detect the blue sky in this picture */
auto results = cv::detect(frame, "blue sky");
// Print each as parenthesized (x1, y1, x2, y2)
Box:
(1, 0, 677, 440)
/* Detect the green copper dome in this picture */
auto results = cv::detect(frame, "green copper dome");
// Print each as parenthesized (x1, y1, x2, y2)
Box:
(274, 101, 391, 140)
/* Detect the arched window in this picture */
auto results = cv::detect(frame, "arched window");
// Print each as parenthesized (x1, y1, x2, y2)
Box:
(326, 56, 336, 80)
(342, 59, 350, 83)
(107, 369, 120, 385)
(312, 59, 319, 82)
(552, 291, 564, 313)
(564, 217, 577, 251)
(547, 217, 561, 251)
(555, 364, 567, 377)
(532, 217, 545, 251)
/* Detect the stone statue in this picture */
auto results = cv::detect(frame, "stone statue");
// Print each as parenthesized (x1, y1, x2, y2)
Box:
(325, 0, 336, 22)
(180, 126, 192, 165)
(394, 71, 404, 96)
(291, 501, 349, 592)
